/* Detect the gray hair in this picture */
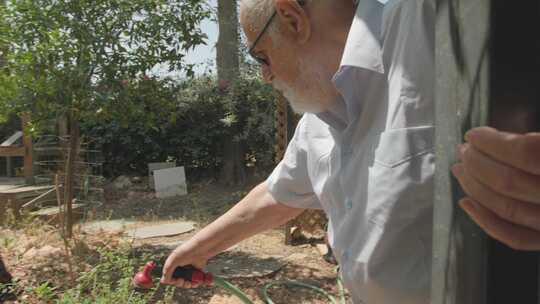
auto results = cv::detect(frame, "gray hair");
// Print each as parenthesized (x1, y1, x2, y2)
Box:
(241, 0, 278, 36)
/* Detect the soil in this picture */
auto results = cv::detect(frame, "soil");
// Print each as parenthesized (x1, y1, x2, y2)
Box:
(0, 178, 347, 304)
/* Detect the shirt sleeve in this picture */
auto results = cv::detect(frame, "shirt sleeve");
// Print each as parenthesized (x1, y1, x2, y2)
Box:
(266, 116, 322, 210)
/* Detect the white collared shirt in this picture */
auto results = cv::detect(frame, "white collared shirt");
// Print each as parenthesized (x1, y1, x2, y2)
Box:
(267, 0, 435, 303)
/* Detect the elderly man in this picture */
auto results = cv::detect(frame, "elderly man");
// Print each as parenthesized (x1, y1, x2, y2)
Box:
(453, 127, 540, 251)
(162, 0, 435, 303)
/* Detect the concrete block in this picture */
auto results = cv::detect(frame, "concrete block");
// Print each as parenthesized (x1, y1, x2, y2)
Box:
(148, 162, 176, 189)
(154, 166, 187, 198)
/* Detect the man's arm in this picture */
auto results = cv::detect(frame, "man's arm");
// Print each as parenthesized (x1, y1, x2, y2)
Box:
(161, 182, 305, 288)
(452, 127, 540, 250)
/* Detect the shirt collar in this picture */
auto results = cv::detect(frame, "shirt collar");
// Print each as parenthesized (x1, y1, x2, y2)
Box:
(316, 0, 388, 131)
(340, 0, 387, 74)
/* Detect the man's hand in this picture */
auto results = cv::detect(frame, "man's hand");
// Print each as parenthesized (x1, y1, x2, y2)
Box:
(160, 241, 209, 288)
(159, 182, 304, 288)
(452, 126, 540, 250)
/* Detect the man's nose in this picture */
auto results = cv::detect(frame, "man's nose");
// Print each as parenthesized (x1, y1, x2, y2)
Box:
(261, 65, 274, 84)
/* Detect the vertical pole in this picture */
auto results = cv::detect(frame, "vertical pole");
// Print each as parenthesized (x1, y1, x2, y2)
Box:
(6, 157, 12, 177)
(432, 0, 491, 303)
(434, 0, 540, 302)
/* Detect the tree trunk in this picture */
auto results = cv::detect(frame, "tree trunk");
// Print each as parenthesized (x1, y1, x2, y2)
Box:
(63, 114, 79, 238)
(216, 0, 243, 184)
(216, 0, 239, 83)
(0, 0, 5, 68)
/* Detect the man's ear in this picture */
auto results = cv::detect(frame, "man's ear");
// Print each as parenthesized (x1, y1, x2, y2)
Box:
(275, 0, 311, 44)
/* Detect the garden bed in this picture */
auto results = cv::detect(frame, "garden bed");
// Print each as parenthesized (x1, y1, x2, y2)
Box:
(0, 180, 347, 303)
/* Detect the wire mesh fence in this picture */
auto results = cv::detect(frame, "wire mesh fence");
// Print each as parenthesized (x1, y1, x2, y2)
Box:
(33, 134, 105, 210)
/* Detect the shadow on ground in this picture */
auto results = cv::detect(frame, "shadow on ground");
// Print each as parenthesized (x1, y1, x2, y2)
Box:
(94, 182, 253, 226)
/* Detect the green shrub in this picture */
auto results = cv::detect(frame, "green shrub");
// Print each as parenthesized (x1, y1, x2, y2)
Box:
(82, 75, 277, 179)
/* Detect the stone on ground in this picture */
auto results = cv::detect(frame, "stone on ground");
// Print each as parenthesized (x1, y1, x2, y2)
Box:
(111, 175, 132, 189)
(81, 219, 136, 233)
(125, 221, 195, 239)
(22, 245, 62, 261)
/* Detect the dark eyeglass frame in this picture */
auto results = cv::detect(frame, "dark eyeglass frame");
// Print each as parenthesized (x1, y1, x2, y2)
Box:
(248, 0, 306, 66)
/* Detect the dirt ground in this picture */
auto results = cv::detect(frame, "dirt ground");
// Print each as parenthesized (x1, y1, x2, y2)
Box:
(0, 178, 348, 303)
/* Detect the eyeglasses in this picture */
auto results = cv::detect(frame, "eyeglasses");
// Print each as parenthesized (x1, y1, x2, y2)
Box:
(248, 0, 306, 66)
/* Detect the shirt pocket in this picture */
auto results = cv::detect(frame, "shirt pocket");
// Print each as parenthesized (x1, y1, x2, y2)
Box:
(374, 126, 434, 168)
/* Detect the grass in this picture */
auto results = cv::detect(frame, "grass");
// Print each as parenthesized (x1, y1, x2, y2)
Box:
(2, 241, 178, 304)
(0, 207, 180, 304)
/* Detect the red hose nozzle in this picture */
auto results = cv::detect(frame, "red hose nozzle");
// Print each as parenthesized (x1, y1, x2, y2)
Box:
(132, 261, 156, 289)
(133, 261, 213, 289)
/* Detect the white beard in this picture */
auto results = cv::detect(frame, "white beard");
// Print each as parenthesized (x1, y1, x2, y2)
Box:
(271, 57, 334, 114)
(272, 78, 325, 114)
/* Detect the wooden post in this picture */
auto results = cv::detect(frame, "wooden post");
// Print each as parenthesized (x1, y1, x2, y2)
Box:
(6, 157, 12, 177)
(274, 94, 294, 244)
(21, 114, 34, 184)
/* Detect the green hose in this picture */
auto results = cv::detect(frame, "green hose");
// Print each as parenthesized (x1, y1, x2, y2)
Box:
(213, 276, 254, 304)
(213, 274, 347, 304)
(336, 275, 346, 304)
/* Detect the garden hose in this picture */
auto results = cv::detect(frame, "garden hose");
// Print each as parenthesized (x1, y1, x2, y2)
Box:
(209, 272, 346, 304)
(133, 262, 347, 304)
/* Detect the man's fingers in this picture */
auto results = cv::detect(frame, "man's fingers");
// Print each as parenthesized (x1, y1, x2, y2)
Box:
(176, 280, 192, 288)
(459, 198, 540, 251)
(453, 164, 540, 231)
(458, 143, 540, 204)
(465, 127, 540, 175)
(161, 263, 173, 284)
(174, 279, 203, 289)
(161, 258, 182, 286)
(162, 273, 195, 289)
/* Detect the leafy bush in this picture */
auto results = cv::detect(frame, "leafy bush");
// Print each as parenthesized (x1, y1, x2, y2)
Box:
(82, 75, 277, 179)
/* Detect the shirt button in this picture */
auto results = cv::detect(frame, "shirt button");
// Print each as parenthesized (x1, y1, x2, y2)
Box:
(345, 198, 353, 210)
